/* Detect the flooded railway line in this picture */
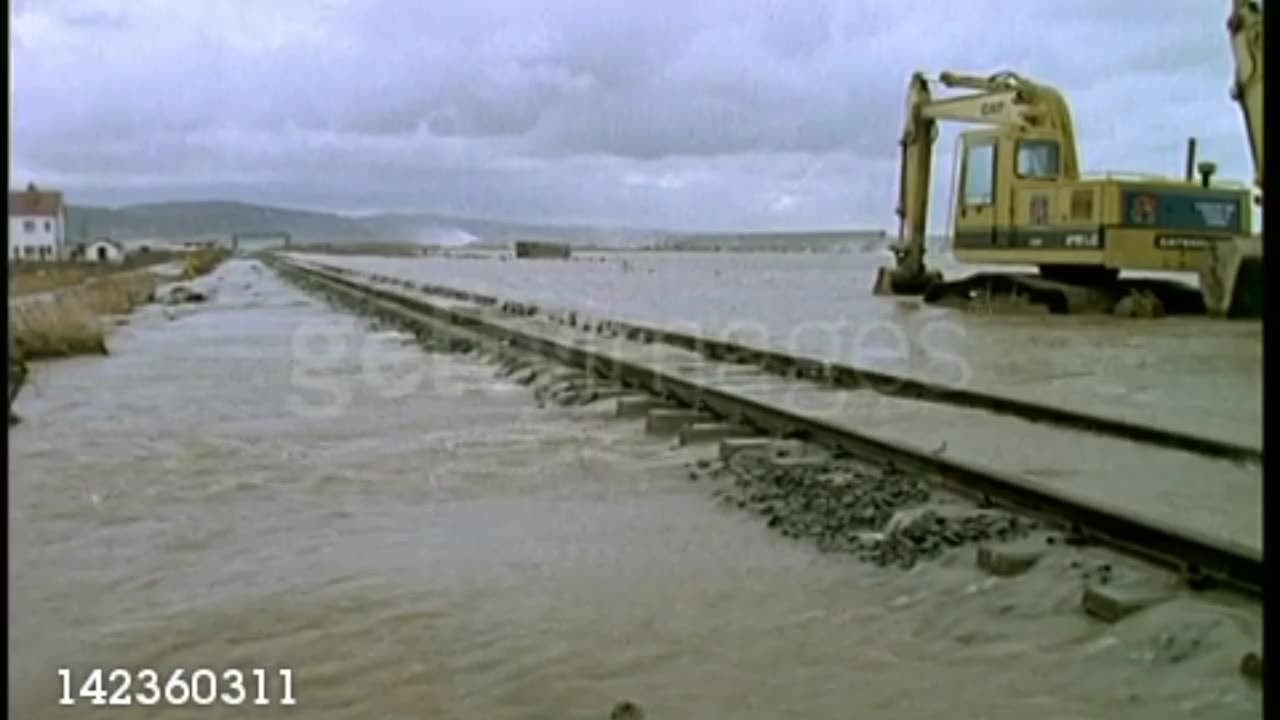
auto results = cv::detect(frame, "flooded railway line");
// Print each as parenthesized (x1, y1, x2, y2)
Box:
(275, 257, 1262, 673)
(341, 265, 1263, 465)
(10, 258, 1262, 718)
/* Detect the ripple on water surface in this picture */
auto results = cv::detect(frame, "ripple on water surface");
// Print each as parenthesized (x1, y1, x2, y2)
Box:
(8, 260, 1260, 720)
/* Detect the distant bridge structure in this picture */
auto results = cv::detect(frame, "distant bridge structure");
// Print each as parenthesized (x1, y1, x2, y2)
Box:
(231, 231, 292, 254)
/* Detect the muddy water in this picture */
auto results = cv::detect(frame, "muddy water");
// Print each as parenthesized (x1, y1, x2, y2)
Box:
(314, 252, 1263, 449)
(9, 260, 1260, 719)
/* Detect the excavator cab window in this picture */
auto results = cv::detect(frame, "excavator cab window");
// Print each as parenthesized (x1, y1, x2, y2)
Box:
(962, 141, 996, 206)
(1016, 140, 1060, 179)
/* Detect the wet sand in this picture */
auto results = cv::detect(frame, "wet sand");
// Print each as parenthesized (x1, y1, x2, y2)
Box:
(8, 260, 1260, 719)
(309, 251, 1263, 449)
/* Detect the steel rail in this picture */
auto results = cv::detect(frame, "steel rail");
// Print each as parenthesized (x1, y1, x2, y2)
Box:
(276, 258, 1263, 598)
(304, 260, 1263, 466)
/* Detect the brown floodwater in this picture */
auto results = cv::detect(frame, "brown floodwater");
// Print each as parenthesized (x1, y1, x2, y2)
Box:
(8, 260, 1261, 719)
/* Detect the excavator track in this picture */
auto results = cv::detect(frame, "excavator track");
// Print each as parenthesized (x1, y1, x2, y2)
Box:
(919, 272, 1210, 316)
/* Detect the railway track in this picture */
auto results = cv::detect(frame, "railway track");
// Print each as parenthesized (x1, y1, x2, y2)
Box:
(311, 263, 1261, 465)
(274, 257, 1263, 600)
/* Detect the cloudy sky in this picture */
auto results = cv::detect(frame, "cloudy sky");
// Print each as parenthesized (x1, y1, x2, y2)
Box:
(11, 0, 1255, 232)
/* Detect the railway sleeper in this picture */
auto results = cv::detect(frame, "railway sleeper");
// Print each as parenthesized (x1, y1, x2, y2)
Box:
(645, 409, 716, 437)
(616, 397, 679, 418)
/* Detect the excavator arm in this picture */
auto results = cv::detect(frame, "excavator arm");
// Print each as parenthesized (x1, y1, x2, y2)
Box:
(1228, 0, 1263, 195)
(1199, 0, 1265, 317)
(877, 71, 1080, 294)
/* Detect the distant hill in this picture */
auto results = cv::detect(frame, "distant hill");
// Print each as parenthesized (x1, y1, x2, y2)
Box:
(352, 212, 668, 249)
(63, 201, 669, 249)
(62, 199, 892, 252)
(65, 201, 375, 247)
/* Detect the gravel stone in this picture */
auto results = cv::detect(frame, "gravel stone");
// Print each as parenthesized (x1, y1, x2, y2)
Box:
(702, 444, 1039, 569)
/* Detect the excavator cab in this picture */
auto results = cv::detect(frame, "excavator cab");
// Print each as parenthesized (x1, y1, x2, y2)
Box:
(953, 131, 1001, 245)
(953, 127, 1147, 286)
(951, 129, 1078, 261)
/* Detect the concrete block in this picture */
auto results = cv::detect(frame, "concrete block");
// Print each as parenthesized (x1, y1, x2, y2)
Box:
(1081, 581, 1174, 623)
(644, 409, 714, 436)
(678, 423, 756, 447)
(586, 386, 635, 402)
(766, 455, 828, 470)
(544, 369, 585, 386)
(976, 541, 1046, 578)
(552, 382, 629, 405)
(719, 437, 775, 460)
(615, 396, 676, 418)
(511, 368, 539, 386)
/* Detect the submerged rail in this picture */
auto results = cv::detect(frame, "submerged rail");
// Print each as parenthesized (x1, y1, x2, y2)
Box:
(275, 258, 1262, 598)
(305, 260, 1262, 465)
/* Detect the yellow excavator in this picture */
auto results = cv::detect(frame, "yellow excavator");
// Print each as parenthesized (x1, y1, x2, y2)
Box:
(874, 0, 1263, 318)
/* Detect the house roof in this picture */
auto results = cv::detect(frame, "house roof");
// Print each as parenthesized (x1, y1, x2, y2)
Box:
(8, 183, 63, 217)
(87, 238, 124, 251)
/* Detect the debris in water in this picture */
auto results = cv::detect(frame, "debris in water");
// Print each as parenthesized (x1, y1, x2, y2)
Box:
(610, 701, 645, 719)
(161, 285, 209, 305)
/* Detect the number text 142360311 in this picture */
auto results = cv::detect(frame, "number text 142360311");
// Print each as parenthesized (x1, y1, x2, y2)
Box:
(58, 668, 296, 706)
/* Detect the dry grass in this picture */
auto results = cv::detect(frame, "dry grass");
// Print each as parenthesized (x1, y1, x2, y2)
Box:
(9, 247, 224, 365)
(9, 265, 95, 297)
(182, 248, 232, 279)
(10, 272, 159, 362)
(9, 252, 183, 297)
(10, 299, 105, 360)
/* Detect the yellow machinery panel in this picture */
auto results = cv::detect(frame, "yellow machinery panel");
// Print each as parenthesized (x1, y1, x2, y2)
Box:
(949, 130, 1251, 274)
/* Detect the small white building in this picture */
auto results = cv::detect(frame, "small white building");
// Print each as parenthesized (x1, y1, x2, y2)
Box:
(8, 183, 67, 262)
(83, 238, 125, 264)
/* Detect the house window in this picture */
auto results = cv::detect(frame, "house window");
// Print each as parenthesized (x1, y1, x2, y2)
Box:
(23, 246, 35, 258)
(1017, 140, 1060, 179)
(23, 220, 35, 232)
(962, 142, 997, 206)
(44, 220, 52, 232)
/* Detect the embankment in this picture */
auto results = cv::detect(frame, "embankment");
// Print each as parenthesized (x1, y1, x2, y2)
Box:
(7, 248, 231, 421)
(9, 250, 190, 297)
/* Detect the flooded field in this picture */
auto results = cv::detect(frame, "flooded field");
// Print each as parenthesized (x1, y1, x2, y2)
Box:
(9, 260, 1260, 719)
(312, 251, 1263, 449)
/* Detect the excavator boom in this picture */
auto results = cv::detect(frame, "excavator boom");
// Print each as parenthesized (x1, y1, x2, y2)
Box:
(1200, 0, 1264, 317)
(877, 70, 1080, 294)
(1228, 0, 1263, 193)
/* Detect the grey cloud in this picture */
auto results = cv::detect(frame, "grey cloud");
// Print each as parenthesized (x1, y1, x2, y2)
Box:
(12, 0, 1256, 231)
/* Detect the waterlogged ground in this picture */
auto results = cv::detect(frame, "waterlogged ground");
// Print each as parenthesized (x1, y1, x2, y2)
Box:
(309, 251, 1263, 449)
(8, 260, 1260, 719)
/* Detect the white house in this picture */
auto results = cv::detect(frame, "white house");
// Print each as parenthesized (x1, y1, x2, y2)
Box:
(83, 238, 125, 264)
(8, 183, 66, 262)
